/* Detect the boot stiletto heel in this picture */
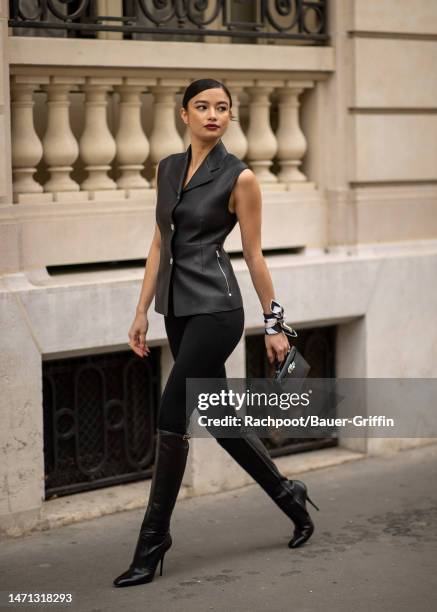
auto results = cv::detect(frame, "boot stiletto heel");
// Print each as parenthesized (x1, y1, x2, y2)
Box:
(159, 551, 166, 577)
(306, 493, 320, 512)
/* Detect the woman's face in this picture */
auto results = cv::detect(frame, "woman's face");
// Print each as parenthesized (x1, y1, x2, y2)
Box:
(181, 87, 232, 141)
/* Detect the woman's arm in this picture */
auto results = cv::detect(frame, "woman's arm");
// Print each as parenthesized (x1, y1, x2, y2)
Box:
(128, 163, 161, 358)
(233, 169, 291, 365)
(135, 221, 161, 316)
(136, 161, 162, 315)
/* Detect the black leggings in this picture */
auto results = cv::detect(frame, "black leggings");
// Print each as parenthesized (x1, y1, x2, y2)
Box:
(158, 285, 245, 435)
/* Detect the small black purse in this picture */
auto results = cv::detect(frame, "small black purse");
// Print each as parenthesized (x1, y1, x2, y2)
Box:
(274, 345, 311, 380)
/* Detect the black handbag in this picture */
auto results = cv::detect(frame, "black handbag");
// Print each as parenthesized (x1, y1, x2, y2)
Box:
(274, 345, 311, 380)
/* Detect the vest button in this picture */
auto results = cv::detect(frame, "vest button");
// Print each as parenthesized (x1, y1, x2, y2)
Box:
(170, 223, 174, 230)
(169, 257, 173, 264)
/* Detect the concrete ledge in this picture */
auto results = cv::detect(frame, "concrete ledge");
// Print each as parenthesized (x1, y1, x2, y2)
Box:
(274, 446, 365, 478)
(8, 37, 334, 73)
(0, 446, 364, 540)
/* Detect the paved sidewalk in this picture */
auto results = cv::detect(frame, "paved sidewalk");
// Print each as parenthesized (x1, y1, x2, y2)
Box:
(1, 443, 436, 612)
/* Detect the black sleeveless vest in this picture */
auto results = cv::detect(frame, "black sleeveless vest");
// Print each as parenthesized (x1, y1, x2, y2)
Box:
(154, 139, 248, 316)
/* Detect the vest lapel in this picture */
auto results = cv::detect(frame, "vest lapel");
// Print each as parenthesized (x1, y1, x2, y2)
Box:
(168, 139, 229, 202)
(183, 138, 229, 193)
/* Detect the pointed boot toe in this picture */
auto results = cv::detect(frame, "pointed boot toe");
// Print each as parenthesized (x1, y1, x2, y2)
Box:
(288, 519, 315, 548)
(113, 566, 152, 588)
(113, 554, 166, 587)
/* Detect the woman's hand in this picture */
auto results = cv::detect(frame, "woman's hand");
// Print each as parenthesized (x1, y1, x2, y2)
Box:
(265, 332, 291, 365)
(128, 311, 151, 358)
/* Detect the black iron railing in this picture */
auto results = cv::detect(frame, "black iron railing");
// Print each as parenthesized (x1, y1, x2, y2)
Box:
(8, 0, 328, 43)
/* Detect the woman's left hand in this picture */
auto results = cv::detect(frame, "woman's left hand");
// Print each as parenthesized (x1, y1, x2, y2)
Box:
(265, 332, 291, 365)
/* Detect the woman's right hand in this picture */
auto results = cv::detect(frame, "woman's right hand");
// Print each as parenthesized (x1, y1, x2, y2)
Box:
(128, 311, 151, 358)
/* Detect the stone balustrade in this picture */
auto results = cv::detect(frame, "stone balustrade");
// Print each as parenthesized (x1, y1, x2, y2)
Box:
(10, 73, 315, 204)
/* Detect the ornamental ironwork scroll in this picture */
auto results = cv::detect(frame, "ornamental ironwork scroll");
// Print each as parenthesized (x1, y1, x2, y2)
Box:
(9, 0, 328, 43)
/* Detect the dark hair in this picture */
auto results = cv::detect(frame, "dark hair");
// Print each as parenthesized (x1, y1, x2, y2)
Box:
(182, 78, 236, 120)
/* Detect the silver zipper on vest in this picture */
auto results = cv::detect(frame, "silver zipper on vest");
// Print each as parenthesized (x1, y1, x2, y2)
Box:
(215, 249, 232, 296)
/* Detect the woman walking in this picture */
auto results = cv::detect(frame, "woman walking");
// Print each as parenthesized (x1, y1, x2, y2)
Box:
(113, 78, 319, 588)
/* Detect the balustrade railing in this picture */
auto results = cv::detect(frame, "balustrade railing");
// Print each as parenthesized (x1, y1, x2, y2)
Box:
(10, 74, 315, 203)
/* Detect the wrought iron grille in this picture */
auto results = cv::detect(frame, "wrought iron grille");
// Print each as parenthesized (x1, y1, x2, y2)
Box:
(8, 0, 328, 43)
(245, 325, 337, 456)
(43, 348, 161, 499)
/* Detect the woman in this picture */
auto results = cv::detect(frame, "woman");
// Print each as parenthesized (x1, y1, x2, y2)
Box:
(113, 79, 319, 588)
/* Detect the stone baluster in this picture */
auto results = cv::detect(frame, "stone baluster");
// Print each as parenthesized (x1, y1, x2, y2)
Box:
(221, 80, 250, 160)
(149, 80, 186, 186)
(79, 77, 121, 197)
(40, 77, 84, 200)
(245, 80, 285, 189)
(10, 76, 52, 203)
(114, 78, 153, 196)
(276, 81, 314, 188)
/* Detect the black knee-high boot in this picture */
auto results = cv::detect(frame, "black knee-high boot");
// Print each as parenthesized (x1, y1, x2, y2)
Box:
(216, 432, 319, 548)
(113, 429, 190, 587)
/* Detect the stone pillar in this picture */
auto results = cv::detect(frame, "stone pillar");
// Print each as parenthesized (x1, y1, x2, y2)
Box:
(79, 77, 120, 196)
(40, 77, 82, 196)
(0, 275, 44, 537)
(10, 76, 52, 203)
(0, 4, 12, 205)
(221, 79, 250, 160)
(149, 80, 186, 187)
(245, 79, 284, 188)
(114, 78, 153, 195)
(276, 81, 315, 188)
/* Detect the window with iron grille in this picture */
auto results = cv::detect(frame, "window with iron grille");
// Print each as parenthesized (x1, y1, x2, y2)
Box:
(43, 348, 161, 499)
